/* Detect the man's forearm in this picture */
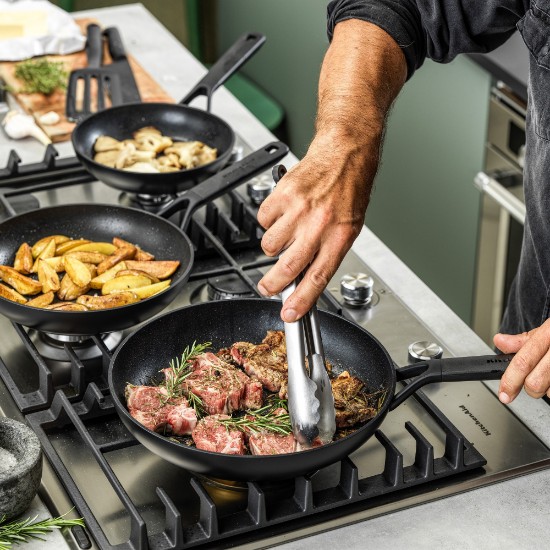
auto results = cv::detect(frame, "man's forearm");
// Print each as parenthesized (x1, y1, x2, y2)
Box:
(314, 19, 407, 178)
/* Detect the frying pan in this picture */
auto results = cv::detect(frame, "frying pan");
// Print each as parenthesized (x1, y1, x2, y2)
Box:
(108, 299, 513, 481)
(71, 32, 266, 195)
(0, 142, 288, 336)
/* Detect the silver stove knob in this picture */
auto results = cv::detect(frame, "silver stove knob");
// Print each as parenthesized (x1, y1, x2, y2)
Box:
(408, 341, 443, 363)
(340, 273, 374, 306)
(247, 174, 274, 205)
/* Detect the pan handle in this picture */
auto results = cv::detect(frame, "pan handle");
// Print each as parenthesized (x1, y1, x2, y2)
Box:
(390, 353, 514, 410)
(156, 141, 289, 231)
(180, 32, 266, 111)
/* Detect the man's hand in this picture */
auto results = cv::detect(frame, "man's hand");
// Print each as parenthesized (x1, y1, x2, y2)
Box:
(256, 19, 407, 322)
(494, 319, 550, 403)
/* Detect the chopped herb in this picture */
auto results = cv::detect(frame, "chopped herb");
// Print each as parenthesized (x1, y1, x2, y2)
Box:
(14, 58, 68, 95)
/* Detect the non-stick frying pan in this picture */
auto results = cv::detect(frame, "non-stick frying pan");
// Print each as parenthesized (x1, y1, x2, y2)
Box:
(0, 142, 288, 336)
(108, 299, 513, 481)
(72, 32, 266, 195)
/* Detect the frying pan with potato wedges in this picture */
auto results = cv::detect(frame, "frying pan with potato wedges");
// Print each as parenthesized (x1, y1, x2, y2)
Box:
(71, 32, 267, 196)
(0, 141, 288, 336)
(108, 298, 515, 481)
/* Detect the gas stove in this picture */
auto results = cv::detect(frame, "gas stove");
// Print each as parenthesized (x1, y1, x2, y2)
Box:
(0, 136, 549, 550)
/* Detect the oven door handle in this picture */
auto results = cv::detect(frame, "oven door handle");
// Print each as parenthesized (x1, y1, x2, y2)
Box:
(474, 171, 525, 225)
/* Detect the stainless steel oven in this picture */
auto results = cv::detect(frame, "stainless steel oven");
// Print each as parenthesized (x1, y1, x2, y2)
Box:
(473, 84, 526, 345)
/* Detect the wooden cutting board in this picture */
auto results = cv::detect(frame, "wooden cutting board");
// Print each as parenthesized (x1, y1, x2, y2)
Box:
(0, 18, 174, 143)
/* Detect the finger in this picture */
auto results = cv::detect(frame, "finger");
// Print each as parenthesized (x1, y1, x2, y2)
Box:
(498, 324, 550, 403)
(523, 348, 550, 398)
(257, 191, 285, 230)
(260, 212, 297, 258)
(493, 331, 530, 353)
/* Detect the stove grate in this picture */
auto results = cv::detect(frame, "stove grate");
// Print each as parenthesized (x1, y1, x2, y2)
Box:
(26, 383, 486, 550)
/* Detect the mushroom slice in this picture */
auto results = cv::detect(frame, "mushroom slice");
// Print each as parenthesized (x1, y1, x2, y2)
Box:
(123, 161, 160, 173)
(94, 135, 123, 152)
(94, 150, 120, 168)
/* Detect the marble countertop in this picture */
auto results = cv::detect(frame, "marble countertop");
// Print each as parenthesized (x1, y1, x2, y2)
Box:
(1, 4, 548, 549)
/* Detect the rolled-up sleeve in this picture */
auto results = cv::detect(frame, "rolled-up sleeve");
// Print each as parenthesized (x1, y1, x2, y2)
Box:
(327, 0, 528, 79)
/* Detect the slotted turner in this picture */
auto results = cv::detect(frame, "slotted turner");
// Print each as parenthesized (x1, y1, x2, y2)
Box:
(66, 24, 123, 122)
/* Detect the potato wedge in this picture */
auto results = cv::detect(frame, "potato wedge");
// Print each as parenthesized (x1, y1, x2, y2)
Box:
(130, 280, 171, 299)
(113, 237, 155, 261)
(14, 243, 33, 274)
(43, 256, 66, 272)
(27, 291, 55, 308)
(31, 238, 57, 273)
(66, 242, 117, 255)
(64, 251, 108, 265)
(115, 269, 159, 284)
(124, 260, 180, 279)
(76, 291, 140, 310)
(101, 274, 152, 295)
(55, 239, 91, 255)
(31, 235, 70, 258)
(45, 302, 89, 311)
(0, 282, 27, 304)
(89, 261, 127, 289)
(96, 246, 136, 275)
(57, 273, 90, 301)
(63, 256, 92, 288)
(37, 259, 60, 293)
(0, 265, 42, 295)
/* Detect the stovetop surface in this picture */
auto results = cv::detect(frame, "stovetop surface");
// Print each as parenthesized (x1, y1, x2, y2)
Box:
(0, 140, 549, 550)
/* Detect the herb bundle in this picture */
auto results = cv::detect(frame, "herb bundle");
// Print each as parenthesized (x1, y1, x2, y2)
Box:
(14, 58, 68, 95)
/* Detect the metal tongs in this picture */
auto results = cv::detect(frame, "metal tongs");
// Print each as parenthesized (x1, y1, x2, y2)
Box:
(273, 165, 336, 446)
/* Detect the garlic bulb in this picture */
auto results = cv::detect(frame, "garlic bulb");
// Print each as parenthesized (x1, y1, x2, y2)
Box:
(2, 111, 51, 145)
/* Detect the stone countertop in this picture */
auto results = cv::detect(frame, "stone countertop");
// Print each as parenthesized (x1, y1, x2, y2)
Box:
(1, 4, 548, 549)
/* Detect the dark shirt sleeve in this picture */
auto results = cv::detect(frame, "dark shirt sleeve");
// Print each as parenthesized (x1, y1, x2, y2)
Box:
(327, 0, 529, 79)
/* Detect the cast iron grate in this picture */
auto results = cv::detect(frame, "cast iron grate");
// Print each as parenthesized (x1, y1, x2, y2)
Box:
(26, 382, 486, 550)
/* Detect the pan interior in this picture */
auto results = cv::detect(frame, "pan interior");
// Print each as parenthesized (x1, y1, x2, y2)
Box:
(110, 299, 393, 412)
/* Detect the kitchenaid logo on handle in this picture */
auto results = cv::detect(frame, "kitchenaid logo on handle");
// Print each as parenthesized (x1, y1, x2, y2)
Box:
(458, 405, 492, 436)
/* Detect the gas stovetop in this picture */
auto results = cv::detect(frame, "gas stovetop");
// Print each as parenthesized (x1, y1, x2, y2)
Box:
(0, 138, 549, 550)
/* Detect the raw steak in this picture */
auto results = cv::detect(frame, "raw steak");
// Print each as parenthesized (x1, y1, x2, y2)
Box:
(192, 414, 246, 454)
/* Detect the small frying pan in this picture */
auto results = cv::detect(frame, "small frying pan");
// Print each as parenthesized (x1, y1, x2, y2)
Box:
(72, 32, 266, 195)
(108, 299, 513, 481)
(0, 142, 288, 336)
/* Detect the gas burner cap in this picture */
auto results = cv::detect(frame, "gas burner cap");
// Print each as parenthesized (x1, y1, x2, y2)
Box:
(340, 273, 374, 306)
(118, 192, 175, 212)
(247, 174, 274, 205)
(207, 274, 256, 301)
(408, 341, 444, 363)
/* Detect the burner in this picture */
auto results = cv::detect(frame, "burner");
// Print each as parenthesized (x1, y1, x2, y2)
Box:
(118, 192, 175, 212)
(30, 330, 123, 386)
(0, 194, 40, 222)
(207, 272, 261, 301)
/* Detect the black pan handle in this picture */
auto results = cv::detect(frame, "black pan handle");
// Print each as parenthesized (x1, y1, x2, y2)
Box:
(180, 32, 266, 111)
(390, 353, 514, 410)
(86, 23, 103, 68)
(103, 26, 128, 61)
(156, 141, 289, 231)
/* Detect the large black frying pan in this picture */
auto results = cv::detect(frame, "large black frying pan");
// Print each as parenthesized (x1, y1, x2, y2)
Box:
(0, 142, 287, 336)
(72, 33, 266, 195)
(108, 299, 513, 481)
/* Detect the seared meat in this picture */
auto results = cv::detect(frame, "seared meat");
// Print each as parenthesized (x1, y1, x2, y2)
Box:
(192, 414, 246, 454)
(249, 432, 296, 455)
(125, 384, 197, 435)
(331, 371, 378, 428)
(182, 352, 263, 415)
(230, 330, 288, 393)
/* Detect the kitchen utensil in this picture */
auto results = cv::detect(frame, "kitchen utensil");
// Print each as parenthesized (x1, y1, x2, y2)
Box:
(108, 298, 513, 481)
(66, 23, 123, 122)
(102, 26, 141, 103)
(0, 141, 287, 335)
(71, 32, 267, 195)
(0, 418, 42, 521)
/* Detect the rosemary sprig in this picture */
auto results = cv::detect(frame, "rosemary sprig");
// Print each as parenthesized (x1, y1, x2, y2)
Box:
(162, 341, 211, 400)
(0, 513, 84, 550)
(219, 403, 292, 435)
(14, 59, 68, 95)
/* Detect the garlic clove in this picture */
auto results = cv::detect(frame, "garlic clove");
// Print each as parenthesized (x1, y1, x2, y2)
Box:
(2, 110, 52, 145)
(38, 111, 60, 126)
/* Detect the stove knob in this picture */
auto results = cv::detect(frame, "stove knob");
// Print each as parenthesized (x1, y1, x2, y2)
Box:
(247, 174, 274, 205)
(340, 273, 374, 306)
(408, 341, 443, 363)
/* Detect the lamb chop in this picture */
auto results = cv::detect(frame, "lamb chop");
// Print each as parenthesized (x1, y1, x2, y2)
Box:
(229, 330, 288, 395)
(331, 371, 378, 428)
(125, 384, 197, 435)
(180, 352, 263, 415)
(192, 414, 246, 455)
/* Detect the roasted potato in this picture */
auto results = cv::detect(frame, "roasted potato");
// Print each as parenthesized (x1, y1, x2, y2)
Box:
(27, 291, 55, 308)
(37, 259, 60, 293)
(14, 243, 33, 274)
(55, 239, 91, 255)
(130, 280, 171, 299)
(0, 265, 42, 295)
(96, 246, 136, 275)
(0, 282, 27, 304)
(63, 256, 92, 288)
(101, 274, 152, 295)
(76, 291, 140, 310)
(66, 242, 117, 255)
(124, 260, 180, 279)
(90, 262, 128, 289)
(31, 235, 70, 258)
